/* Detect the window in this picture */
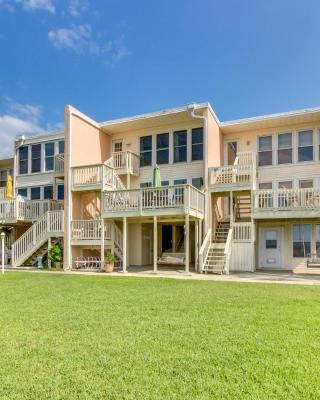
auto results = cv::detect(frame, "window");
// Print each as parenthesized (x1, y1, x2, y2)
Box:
(17, 188, 28, 199)
(174, 179, 187, 185)
(192, 127, 203, 161)
(19, 146, 28, 174)
(45, 143, 55, 171)
(140, 182, 152, 188)
(31, 144, 41, 173)
(192, 177, 203, 190)
(293, 224, 311, 258)
(58, 140, 65, 154)
(44, 185, 53, 199)
(259, 182, 272, 189)
(258, 136, 272, 166)
(278, 181, 292, 189)
(31, 187, 41, 200)
(299, 179, 313, 189)
(174, 130, 187, 163)
(140, 136, 152, 167)
(298, 130, 313, 162)
(57, 184, 64, 200)
(0, 170, 7, 188)
(265, 230, 277, 249)
(316, 225, 320, 257)
(156, 133, 169, 165)
(174, 179, 187, 203)
(161, 180, 169, 186)
(113, 140, 122, 153)
(277, 133, 292, 164)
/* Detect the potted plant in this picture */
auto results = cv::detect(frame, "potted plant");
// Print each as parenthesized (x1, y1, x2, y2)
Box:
(48, 243, 63, 269)
(104, 252, 116, 273)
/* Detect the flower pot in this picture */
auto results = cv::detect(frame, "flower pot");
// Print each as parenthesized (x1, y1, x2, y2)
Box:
(104, 263, 114, 273)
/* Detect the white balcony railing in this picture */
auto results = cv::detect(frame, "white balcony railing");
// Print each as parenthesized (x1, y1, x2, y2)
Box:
(103, 184, 204, 216)
(71, 220, 112, 240)
(112, 151, 140, 176)
(0, 188, 7, 200)
(55, 154, 64, 174)
(253, 188, 320, 211)
(0, 199, 63, 221)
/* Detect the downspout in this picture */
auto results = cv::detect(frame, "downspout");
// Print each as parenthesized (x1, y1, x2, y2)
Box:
(189, 104, 209, 233)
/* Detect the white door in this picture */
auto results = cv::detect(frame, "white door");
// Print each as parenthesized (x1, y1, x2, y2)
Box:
(112, 139, 123, 153)
(259, 227, 282, 269)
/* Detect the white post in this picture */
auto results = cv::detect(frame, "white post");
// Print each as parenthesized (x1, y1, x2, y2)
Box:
(185, 214, 190, 274)
(111, 221, 115, 255)
(1, 232, 5, 274)
(123, 217, 127, 272)
(230, 191, 234, 224)
(195, 219, 199, 273)
(153, 216, 157, 273)
(101, 218, 105, 271)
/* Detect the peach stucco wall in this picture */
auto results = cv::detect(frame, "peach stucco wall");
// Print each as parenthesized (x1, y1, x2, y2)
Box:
(71, 114, 111, 167)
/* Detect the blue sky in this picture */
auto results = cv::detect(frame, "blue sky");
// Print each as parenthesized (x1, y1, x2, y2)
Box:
(0, 0, 320, 156)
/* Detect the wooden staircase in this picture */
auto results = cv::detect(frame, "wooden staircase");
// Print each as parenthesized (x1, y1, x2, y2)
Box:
(12, 210, 64, 267)
(203, 243, 226, 274)
(235, 195, 251, 221)
(213, 221, 230, 243)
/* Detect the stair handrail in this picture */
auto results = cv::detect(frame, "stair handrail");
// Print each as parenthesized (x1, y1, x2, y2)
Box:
(224, 228, 233, 275)
(12, 210, 63, 267)
(199, 228, 212, 273)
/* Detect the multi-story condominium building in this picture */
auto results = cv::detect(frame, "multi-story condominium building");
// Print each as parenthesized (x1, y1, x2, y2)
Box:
(1, 102, 320, 274)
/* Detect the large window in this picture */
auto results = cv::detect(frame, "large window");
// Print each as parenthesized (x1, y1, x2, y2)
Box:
(156, 133, 169, 165)
(44, 185, 53, 199)
(31, 144, 41, 173)
(0, 170, 7, 188)
(299, 179, 313, 189)
(45, 143, 55, 171)
(277, 133, 292, 164)
(140, 136, 152, 167)
(174, 130, 187, 163)
(258, 135, 272, 166)
(140, 182, 152, 188)
(30, 187, 41, 200)
(192, 127, 203, 161)
(58, 140, 65, 154)
(292, 224, 311, 258)
(19, 146, 28, 174)
(192, 177, 203, 190)
(316, 225, 320, 257)
(298, 130, 313, 162)
(57, 184, 64, 200)
(17, 188, 28, 199)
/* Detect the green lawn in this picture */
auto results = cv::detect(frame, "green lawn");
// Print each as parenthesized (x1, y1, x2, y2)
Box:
(1, 273, 320, 399)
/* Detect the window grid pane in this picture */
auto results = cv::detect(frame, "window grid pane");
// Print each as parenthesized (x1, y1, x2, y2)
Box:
(140, 136, 152, 167)
(174, 130, 187, 163)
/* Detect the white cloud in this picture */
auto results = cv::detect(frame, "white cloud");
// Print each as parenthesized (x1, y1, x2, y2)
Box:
(48, 24, 100, 55)
(68, 0, 89, 17)
(15, 0, 55, 13)
(0, 98, 43, 157)
(0, 115, 42, 157)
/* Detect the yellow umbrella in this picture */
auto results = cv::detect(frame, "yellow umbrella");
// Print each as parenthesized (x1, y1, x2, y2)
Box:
(6, 176, 13, 199)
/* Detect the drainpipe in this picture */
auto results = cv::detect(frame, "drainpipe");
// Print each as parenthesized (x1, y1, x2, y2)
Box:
(188, 104, 209, 233)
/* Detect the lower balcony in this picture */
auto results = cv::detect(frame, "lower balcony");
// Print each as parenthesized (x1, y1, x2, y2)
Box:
(253, 188, 320, 219)
(71, 219, 112, 244)
(102, 184, 205, 219)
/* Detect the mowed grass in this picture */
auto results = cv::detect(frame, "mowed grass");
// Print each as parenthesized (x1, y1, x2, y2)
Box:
(1, 273, 320, 399)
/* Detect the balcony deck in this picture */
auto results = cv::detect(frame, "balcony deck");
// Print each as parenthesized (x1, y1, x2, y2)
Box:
(102, 184, 205, 219)
(112, 151, 140, 176)
(208, 152, 255, 193)
(0, 199, 64, 224)
(253, 188, 320, 219)
(71, 219, 112, 245)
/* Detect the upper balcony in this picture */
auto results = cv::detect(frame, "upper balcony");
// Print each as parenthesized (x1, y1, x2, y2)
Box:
(209, 151, 256, 193)
(112, 151, 140, 176)
(55, 154, 64, 175)
(72, 151, 139, 191)
(0, 199, 64, 223)
(102, 184, 205, 219)
(253, 188, 320, 219)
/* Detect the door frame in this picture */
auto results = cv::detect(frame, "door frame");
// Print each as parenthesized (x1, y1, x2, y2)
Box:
(224, 140, 239, 166)
(259, 226, 284, 269)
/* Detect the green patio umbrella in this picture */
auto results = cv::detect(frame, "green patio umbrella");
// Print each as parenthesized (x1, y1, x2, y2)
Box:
(152, 164, 161, 187)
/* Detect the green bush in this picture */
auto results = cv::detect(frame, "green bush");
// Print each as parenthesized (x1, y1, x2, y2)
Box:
(104, 252, 116, 264)
(48, 244, 63, 264)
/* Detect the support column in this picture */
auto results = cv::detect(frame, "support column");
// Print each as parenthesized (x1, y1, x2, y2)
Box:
(195, 220, 199, 273)
(47, 237, 51, 268)
(111, 220, 115, 256)
(123, 217, 127, 272)
(185, 214, 190, 274)
(126, 173, 130, 189)
(101, 218, 105, 271)
(153, 216, 157, 273)
(230, 191, 234, 223)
